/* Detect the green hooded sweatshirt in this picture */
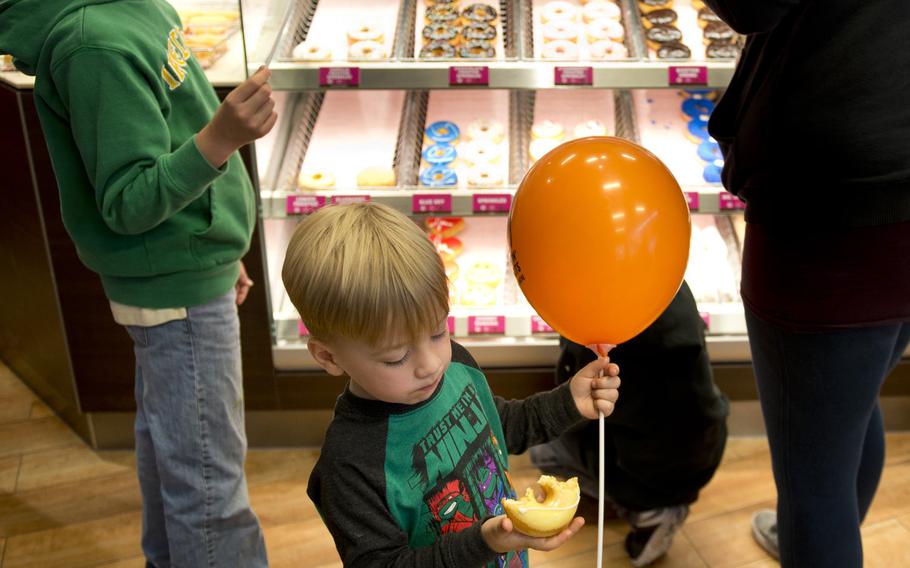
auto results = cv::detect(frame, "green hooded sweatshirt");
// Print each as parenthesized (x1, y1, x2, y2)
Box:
(0, 0, 255, 308)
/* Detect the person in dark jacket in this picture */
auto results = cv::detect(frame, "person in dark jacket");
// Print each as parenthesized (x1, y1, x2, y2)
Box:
(703, 1, 910, 565)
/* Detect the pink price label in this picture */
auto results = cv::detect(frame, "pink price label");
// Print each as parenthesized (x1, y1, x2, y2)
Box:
(472, 193, 512, 213)
(286, 194, 326, 215)
(319, 67, 360, 87)
(449, 66, 489, 86)
(699, 311, 711, 330)
(447, 316, 456, 335)
(718, 192, 746, 210)
(685, 191, 700, 211)
(669, 66, 708, 86)
(412, 194, 453, 214)
(468, 315, 505, 335)
(331, 194, 371, 205)
(297, 320, 310, 337)
(531, 315, 555, 334)
(554, 66, 593, 86)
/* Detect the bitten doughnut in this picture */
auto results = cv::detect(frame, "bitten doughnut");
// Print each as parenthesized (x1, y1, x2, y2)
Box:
(541, 1, 578, 22)
(531, 120, 565, 140)
(541, 39, 579, 59)
(422, 144, 458, 166)
(426, 4, 459, 23)
(426, 216, 465, 238)
(657, 42, 691, 59)
(583, 0, 621, 22)
(586, 18, 625, 42)
(589, 39, 628, 60)
(467, 165, 504, 187)
(420, 40, 457, 59)
(462, 3, 498, 22)
(467, 119, 505, 143)
(502, 476, 580, 538)
(297, 169, 335, 190)
(543, 20, 579, 43)
(461, 140, 503, 165)
(420, 165, 458, 187)
(348, 40, 387, 60)
(347, 23, 384, 45)
(573, 119, 608, 138)
(529, 138, 561, 162)
(462, 22, 497, 41)
(459, 40, 496, 59)
(425, 120, 461, 144)
(423, 23, 459, 42)
(356, 166, 396, 187)
(291, 42, 331, 61)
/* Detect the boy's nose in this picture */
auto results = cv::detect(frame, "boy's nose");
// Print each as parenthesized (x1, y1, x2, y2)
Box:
(414, 348, 441, 378)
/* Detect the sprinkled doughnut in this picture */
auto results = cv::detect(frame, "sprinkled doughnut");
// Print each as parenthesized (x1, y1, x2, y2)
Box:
(459, 40, 496, 58)
(462, 3, 498, 22)
(462, 22, 497, 41)
(423, 23, 459, 42)
(467, 119, 505, 143)
(426, 4, 459, 23)
(420, 40, 457, 59)
(461, 140, 503, 165)
(467, 165, 505, 187)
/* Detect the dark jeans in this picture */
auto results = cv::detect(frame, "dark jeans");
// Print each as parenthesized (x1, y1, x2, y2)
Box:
(546, 282, 730, 511)
(746, 307, 910, 568)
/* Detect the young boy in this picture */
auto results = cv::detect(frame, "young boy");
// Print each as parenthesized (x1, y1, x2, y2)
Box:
(0, 0, 276, 566)
(282, 202, 621, 567)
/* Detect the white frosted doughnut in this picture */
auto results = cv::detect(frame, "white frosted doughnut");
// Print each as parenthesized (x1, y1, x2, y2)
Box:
(529, 138, 561, 162)
(467, 165, 505, 187)
(291, 42, 332, 61)
(461, 140, 503, 165)
(586, 18, 625, 42)
(541, 39, 579, 59)
(531, 120, 565, 140)
(347, 23, 384, 45)
(588, 39, 628, 59)
(543, 20, 579, 43)
(541, 1, 578, 23)
(583, 0, 622, 22)
(573, 119, 608, 138)
(348, 40, 387, 60)
(467, 119, 505, 143)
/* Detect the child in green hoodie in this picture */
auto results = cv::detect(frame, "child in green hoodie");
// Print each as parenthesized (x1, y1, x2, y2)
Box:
(0, 0, 275, 565)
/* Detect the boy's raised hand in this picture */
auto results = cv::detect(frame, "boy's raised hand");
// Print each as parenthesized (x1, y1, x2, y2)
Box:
(570, 356, 621, 419)
(481, 515, 585, 554)
(197, 66, 277, 167)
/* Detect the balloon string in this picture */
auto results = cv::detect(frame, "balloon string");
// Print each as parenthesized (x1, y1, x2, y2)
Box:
(586, 343, 614, 568)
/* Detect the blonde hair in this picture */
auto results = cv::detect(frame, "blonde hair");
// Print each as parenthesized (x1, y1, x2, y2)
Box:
(282, 202, 449, 346)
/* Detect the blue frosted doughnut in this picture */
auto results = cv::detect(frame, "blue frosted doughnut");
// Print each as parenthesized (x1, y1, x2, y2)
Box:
(681, 88, 716, 100)
(687, 118, 710, 142)
(682, 98, 715, 120)
(703, 159, 724, 183)
(425, 120, 460, 144)
(420, 165, 458, 187)
(422, 144, 457, 165)
(697, 139, 722, 162)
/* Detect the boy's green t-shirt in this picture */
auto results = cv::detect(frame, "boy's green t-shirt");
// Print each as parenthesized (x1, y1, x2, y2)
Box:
(0, 0, 255, 308)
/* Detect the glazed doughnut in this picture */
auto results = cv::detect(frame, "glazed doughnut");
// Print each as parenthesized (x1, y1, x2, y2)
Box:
(706, 40, 740, 59)
(586, 18, 625, 43)
(426, 4, 459, 23)
(502, 476, 580, 538)
(356, 166, 396, 187)
(461, 140, 503, 165)
(697, 139, 722, 162)
(642, 8, 677, 28)
(347, 23, 384, 45)
(543, 20, 579, 43)
(467, 165, 505, 187)
(541, 1, 578, 22)
(423, 23, 459, 42)
(703, 22, 735, 43)
(583, 0, 621, 22)
(541, 39, 579, 59)
(426, 216, 465, 239)
(681, 97, 715, 120)
(422, 143, 458, 166)
(697, 7, 722, 27)
(638, 0, 673, 13)
(420, 41, 457, 59)
(462, 3, 498, 22)
(291, 42, 331, 61)
(433, 236, 463, 263)
(425, 120, 461, 144)
(529, 138, 561, 162)
(656, 41, 691, 59)
(348, 40, 387, 60)
(573, 119, 608, 138)
(646, 24, 682, 48)
(420, 165, 459, 187)
(589, 39, 628, 60)
(531, 120, 565, 140)
(465, 260, 502, 286)
(459, 40, 496, 58)
(297, 169, 335, 190)
(467, 119, 505, 143)
(462, 22, 497, 41)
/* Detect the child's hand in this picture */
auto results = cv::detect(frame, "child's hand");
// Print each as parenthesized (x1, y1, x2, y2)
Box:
(569, 356, 620, 419)
(197, 66, 277, 167)
(481, 515, 585, 554)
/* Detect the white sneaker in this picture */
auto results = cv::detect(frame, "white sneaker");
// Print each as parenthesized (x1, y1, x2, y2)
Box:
(751, 509, 780, 560)
(621, 504, 689, 567)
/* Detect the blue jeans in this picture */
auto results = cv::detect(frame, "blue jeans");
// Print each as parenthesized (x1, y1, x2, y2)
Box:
(746, 308, 910, 567)
(126, 290, 267, 568)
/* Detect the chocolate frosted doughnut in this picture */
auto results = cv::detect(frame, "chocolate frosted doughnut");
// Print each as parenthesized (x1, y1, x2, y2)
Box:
(423, 22, 458, 42)
(646, 24, 683, 44)
(459, 40, 496, 58)
(462, 21, 497, 41)
(657, 41, 691, 59)
(706, 39, 740, 59)
(419, 40, 456, 58)
(704, 21, 735, 42)
(643, 9, 678, 27)
(697, 7, 722, 26)
(426, 5, 459, 23)
(462, 3, 498, 22)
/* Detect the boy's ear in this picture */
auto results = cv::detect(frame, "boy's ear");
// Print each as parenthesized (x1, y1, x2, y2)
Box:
(308, 338, 346, 376)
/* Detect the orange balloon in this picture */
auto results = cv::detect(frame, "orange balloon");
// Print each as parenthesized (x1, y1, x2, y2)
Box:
(508, 137, 690, 345)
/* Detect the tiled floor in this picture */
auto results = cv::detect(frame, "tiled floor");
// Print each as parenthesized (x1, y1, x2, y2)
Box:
(3, 360, 910, 567)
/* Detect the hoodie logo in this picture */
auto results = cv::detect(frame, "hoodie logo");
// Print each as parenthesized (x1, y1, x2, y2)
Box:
(161, 27, 191, 91)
